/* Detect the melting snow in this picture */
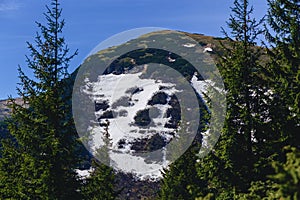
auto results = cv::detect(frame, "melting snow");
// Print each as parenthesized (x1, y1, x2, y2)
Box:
(203, 47, 213, 53)
(167, 56, 176, 62)
(75, 168, 93, 180)
(82, 72, 212, 181)
(183, 43, 196, 48)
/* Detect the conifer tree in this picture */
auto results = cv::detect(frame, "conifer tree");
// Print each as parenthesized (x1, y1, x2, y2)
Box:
(266, 146, 300, 199)
(160, 145, 204, 200)
(81, 120, 117, 200)
(194, 0, 270, 198)
(228, 1, 299, 198)
(240, 1, 300, 198)
(265, 0, 300, 148)
(0, 0, 82, 199)
(160, 81, 210, 199)
(81, 159, 116, 200)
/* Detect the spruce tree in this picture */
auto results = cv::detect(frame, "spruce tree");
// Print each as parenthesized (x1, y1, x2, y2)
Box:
(269, 146, 300, 199)
(194, 0, 270, 198)
(160, 145, 204, 200)
(160, 79, 210, 199)
(231, 1, 299, 198)
(81, 120, 117, 200)
(0, 0, 82, 199)
(241, 1, 300, 198)
(81, 159, 116, 200)
(265, 0, 300, 148)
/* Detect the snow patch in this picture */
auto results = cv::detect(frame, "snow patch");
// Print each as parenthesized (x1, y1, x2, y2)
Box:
(183, 43, 196, 48)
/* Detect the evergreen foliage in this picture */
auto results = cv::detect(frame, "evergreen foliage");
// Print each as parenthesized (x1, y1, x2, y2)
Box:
(0, 0, 82, 199)
(81, 118, 117, 200)
(265, 0, 300, 147)
(269, 146, 300, 199)
(81, 159, 116, 200)
(160, 145, 203, 200)
(0, 0, 299, 199)
(193, 0, 273, 198)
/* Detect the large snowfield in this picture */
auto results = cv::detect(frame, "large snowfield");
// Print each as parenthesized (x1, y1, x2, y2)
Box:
(79, 70, 210, 181)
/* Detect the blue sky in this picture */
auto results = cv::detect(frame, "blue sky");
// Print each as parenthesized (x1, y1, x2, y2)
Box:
(0, 0, 268, 99)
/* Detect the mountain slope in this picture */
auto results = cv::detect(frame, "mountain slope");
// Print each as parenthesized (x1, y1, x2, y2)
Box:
(0, 31, 267, 199)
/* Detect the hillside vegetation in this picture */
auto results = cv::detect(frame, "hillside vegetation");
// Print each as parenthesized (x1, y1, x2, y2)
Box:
(0, 0, 299, 199)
